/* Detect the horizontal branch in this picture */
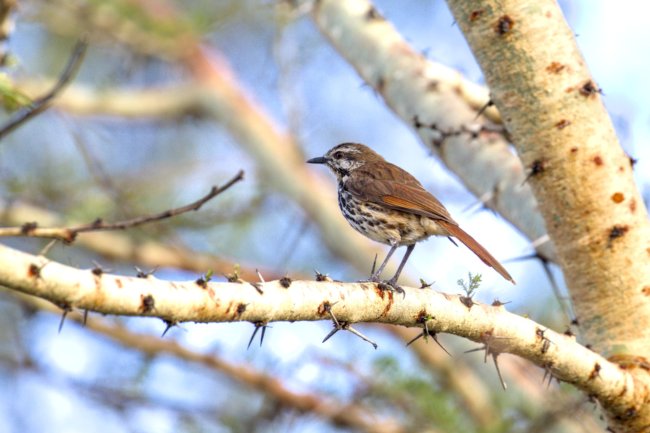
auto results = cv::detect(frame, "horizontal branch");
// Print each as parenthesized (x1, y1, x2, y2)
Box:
(0, 170, 244, 242)
(0, 241, 631, 413)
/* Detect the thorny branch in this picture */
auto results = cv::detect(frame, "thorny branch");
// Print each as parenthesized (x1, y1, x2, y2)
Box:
(0, 38, 88, 141)
(0, 170, 244, 242)
(0, 239, 637, 424)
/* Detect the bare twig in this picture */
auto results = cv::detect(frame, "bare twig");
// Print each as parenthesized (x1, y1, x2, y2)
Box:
(0, 170, 244, 242)
(0, 38, 88, 141)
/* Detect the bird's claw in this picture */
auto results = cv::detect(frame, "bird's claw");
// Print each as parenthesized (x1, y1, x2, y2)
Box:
(378, 279, 405, 298)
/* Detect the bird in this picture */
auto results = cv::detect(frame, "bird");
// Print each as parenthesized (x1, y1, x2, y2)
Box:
(307, 142, 514, 290)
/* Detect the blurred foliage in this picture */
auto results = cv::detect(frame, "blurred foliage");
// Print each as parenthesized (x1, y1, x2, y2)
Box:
(0, 72, 32, 111)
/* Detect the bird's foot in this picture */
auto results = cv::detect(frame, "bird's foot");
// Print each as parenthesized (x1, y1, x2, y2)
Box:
(377, 278, 405, 298)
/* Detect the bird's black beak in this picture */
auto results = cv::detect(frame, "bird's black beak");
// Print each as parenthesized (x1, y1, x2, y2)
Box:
(307, 156, 328, 164)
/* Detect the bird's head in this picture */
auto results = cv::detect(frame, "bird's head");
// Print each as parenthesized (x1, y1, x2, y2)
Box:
(307, 143, 384, 180)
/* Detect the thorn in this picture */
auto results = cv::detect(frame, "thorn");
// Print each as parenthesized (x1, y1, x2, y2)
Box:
(256, 269, 266, 283)
(248, 322, 269, 349)
(475, 99, 494, 119)
(135, 266, 158, 278)
(465, 330, 510, 389)
(82, 309, 89, 326)
(531, 234, 550, 249)
(492, 353, 507, 390)
(91, 260, 111, 276)
(250, 282, 263, 294)
(407, 316, 451, 356)
(321, 303, 377, 349)
(461, 189, 496, 215)
(314, 270, 332, 282)
(542, 362, 555, 388)
(161, 320, 177, 337)
(503, 251, 573, 322)
(38, 239, 58, 257)
(58, 305, 71, 333)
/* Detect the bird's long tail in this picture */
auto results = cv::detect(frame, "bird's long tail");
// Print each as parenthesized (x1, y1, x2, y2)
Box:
(439, 221, 515, 284)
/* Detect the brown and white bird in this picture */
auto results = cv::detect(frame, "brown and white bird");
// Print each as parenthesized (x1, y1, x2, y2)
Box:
(307, 143, 514, 289)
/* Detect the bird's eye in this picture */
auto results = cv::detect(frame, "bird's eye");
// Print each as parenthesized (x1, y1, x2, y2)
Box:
(333, 151, 343, 159)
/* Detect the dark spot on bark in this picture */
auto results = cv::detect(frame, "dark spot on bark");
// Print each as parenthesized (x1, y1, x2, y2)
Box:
(427, 80, 439, 91)
(115, 279, 123, 289)
(196, 277, 207, 288)
(642, 286, 650, 296)
(546, 61, 565, 74)
(589, 362, 601, 380)
(495, 15, 514, 35)
(611, 192, 624, 203)
(608, 225, 629, 244)
(314, 271, 329, 281)
(236, 303, 246, 315)
(628, 154, 638, 168)
(593, 155, 603, 166)
(21, 221, 38, 234)
(140, 294, 155, 313)
(570, 147, 578, 153)
(92, 267, 103, 276)
(579, 80, 601, 97)
(460, 295, 474, 309)
(469, 9, 484, 22)
(317, 301, 331, 316)
(279, 276, 292, 288)
(28, 263, 41, 278)
(365, 6, 383, 20)
(555, 119, 571, 129)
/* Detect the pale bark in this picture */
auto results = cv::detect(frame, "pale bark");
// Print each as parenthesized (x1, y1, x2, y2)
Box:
(445, 0, 650, 430)
(0, 241, 637, 420)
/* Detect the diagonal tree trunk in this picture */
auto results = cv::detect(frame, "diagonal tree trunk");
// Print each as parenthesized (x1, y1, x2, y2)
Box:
(445, 0, 650, 430)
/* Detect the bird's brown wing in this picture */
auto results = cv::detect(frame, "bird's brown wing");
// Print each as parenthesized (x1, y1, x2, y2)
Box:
(346, 162, 457, 225)
(346, 163, 515, 283)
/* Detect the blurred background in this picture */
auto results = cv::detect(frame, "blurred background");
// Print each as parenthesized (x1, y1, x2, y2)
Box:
(0, 0, 647, 432)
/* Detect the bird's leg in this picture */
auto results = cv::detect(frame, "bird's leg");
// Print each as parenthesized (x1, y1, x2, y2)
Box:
(368, 242, 398, 281)
(384, 244, 415, 289)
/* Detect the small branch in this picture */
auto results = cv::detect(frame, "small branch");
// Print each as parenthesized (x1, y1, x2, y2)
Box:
(0, 198, 282, 280)
(0, 38, 88, 141)
(0, 170, 244, 242)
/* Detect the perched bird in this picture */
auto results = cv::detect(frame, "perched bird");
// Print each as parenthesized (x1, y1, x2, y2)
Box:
(307, 143, 514, 290)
